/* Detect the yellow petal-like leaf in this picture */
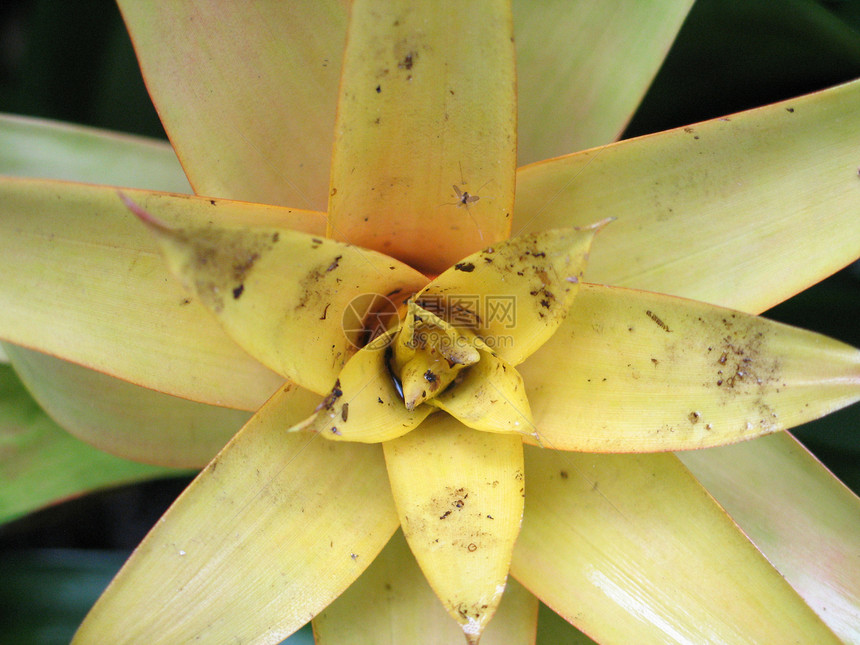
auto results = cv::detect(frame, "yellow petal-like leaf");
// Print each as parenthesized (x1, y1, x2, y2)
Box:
(519, 284, 860, 452)
(0, 361, 183, 525)
(544, 79, 860, 634)
(430, 350, 535, 439)
(74, 384, 398, 644)
(314, 530, 538, 645)
(328, 0, 516, 273)
(420, 226, 605, 366)
(514, 79, 860, 313)
(514, 0, 694, 164)
(383, 416, 524, 643)
(4, 344, 248, 468)
(512, 447, 841, 643)
(0, 179, 331, 410)
(0, 114, 190, 192)
(300, 331, 434, 443)
(118, 1, 346, 209)
(679, 432, 860, 643)
(128, 196, 428, 395)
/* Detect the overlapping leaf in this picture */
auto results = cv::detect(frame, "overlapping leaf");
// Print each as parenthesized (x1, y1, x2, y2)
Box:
(511, 448, 841, 643)
(328, 0, 516, 273)
(514, 0, 694, 163)
(314, 530, 538, 644)
(5, 344, 248, 467)
(0, 362, 183, 524)
(0, 114, 189, 191)
(117, 0, 347, 210)
(0, 180, 320, 410)
(519, 284, 860, 452)
(514, 79, 860, 313)
(73, 385, 397, 644)
(383, 416, 525, 643)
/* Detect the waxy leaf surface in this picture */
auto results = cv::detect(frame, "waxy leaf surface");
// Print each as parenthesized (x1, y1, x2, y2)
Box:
(680, 434, 860, 643)
(514, 79, 860, 313)
(74, 385, 398, 644)
(520, 283, 860, 452)
(514, 0, 694, 164)
(328, 0, 517, 273)
(301, 331, 434, 444)
(557, 78, 860, 637)
(0, 179, 326, 410)
(419, 226, 603, 366)
(512, 448, 841, 644)
(314, 530, 538, 644)
(136, 204, 428, 395)
(118, 0, 346, 210)
(384, 416, 525, 643)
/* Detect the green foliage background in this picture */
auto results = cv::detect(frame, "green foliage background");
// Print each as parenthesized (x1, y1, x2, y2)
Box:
(0, 1, 858, 643)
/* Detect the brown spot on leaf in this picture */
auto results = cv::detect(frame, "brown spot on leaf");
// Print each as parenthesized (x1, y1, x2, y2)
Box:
(318, 379, 343, 412)
(180, 227, 277, 313)
(646, 310, 671, 332)
(398, 51, 416, 70)
(326, 255, 342, 272)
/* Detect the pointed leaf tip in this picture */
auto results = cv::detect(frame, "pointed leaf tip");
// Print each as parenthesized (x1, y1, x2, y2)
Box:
(383, 418, 524, 640)
(118, 191, 172, 231)
(419, 225, 603, 366)
(125, 200, 427, 394)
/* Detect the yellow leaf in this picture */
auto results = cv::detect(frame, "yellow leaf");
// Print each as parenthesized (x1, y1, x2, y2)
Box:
(514, 79, 860, 313)
(680, 433, 860, 644)
(73, 384, 398, 644)
(129, 196, 428, 395)
(515, 0, 694, 163)
(419, 225, 607, 366)
(520, 284, 860, 452)
(512, 447, 841, 644)
(117, 0, 347, 210)
(299, 331, 434, 443)
(0, 179, 308, 410)
(430, 349, 535, 439)
(328, 0, 516, 273)
(314, 530, 539, 644)
(5, 344, 248, 467)
(396, 302, 480, 410)
(383, 416, 524, 643)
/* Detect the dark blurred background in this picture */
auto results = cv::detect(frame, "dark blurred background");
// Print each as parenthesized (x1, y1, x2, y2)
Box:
(0, 1, 858, 643)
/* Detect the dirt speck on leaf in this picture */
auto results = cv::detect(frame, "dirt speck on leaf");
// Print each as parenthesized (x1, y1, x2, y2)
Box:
(181, 227, 278, 313)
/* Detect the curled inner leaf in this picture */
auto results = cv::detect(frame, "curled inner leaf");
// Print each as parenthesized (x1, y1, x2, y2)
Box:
(296, 224, 605, 444)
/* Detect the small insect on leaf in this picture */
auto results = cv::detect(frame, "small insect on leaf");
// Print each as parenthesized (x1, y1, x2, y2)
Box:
(441, 163, 493, 242)
(452, 184, 480, 206)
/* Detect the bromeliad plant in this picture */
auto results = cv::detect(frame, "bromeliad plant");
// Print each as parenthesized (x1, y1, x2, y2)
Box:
(1, 1, 859, 643)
